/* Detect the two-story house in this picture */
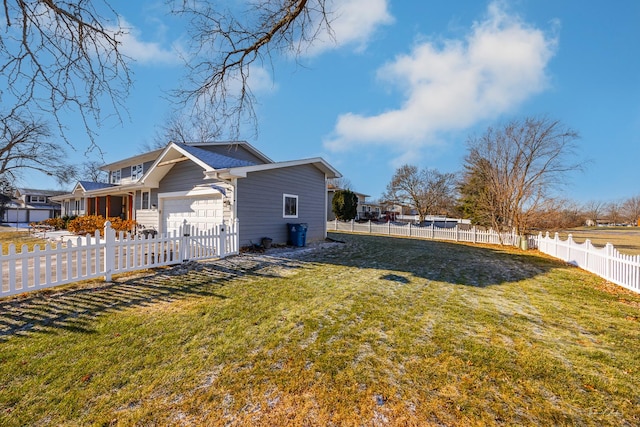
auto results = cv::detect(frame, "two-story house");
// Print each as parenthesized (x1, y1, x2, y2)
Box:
(2, 188, 65, 224)
(52, 141, 341, 247)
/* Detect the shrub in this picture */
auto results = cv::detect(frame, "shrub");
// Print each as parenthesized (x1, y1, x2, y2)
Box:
(43, 217, 65, 230)
(67, 215, 137, 237)
(332, 189, 359, 221)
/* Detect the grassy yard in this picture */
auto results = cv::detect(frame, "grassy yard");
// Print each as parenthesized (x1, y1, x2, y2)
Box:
(0, 233, 639, 426)
(0, 229, 57, 254)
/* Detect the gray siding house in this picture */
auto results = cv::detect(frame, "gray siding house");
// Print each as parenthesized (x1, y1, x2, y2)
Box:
(2, 188, 65, 224)
(52, 141, 341, 247)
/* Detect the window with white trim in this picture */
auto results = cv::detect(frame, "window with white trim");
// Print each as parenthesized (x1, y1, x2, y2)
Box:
(131, 164, 143, 180)
(141, 191, 150, 209)
(30, 195, 46, 203)
(283, 194, 298, 218)
(110, 169, 121, 184)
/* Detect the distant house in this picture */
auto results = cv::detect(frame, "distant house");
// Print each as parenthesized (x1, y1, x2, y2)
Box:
(2, 188, 65, 224)
(326, 186, 381, 221)
(52, 141, 341, 247)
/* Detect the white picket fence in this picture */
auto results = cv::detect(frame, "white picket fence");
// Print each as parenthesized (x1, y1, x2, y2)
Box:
(537, 232, 640, 294)
(1, 219, 239, 298)
(327, 219, 530, 247)
(328, 220, 640, 294)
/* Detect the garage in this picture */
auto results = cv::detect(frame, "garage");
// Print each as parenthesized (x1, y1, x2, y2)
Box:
(161, 195, 223, 236)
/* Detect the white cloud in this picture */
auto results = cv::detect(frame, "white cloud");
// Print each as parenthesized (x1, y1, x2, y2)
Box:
(303, 0, 394, 56)
(324, 1, 557, 152)
(113, 18, 182, 65)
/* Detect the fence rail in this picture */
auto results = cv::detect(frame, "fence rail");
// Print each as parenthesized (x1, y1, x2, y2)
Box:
(327, 219, 530, 247)
(537, 232, 640, 294)
(328, 220, 640, 294)
(1, 219, 238, 298)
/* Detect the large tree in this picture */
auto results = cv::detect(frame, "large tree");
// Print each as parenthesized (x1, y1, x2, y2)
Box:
(621, 195, 640, 226)
(2, 1, 332, 156)
(461, 116, 582, 234)
(0, 112, 76, 186)
(384, 164, 457, 222)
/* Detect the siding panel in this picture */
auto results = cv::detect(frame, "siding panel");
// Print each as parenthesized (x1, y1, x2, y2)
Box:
(237, 164, 326, 246)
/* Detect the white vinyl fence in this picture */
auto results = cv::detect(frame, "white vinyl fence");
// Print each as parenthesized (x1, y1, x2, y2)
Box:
(537, 232, 640, 294)
(1, 219, 239, 298)
(328, 220, 640, 294)
(327, 219, 532, 248)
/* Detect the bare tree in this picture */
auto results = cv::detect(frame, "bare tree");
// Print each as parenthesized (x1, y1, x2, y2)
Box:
(77, 160, 109, 183)
(582, 200, 606, 226)
(0, 112, 76, 186)
(622, 195, 640, 226)
(144, 111, 226, 152)
(384, 164, 457, 222)
(1, 1, 131, 150)
(328, 177, 353, 190)
(170, 0, 331, 138)
(462, 116, 583, 234)
(606, 201, 622, 226)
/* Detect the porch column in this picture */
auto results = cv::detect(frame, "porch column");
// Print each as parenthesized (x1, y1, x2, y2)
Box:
(129, 194, 134, 220)
(94, 197, 98, 215)
(106, 195, 111, 217)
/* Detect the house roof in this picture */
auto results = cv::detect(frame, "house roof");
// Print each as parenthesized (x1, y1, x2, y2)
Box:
(175, 144, 257, 169)
(77, 181, 116, 192)
(15, 188, 67, 197)
(185, 141, 273, 164)
(101, 148, 165, 171)
(209, 157, 342, 180)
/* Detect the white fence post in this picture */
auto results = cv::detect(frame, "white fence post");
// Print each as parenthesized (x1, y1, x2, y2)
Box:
(605, 243, 613, 281)
(219, 220, 227, 258)
(182, 219, 190, 261)
(103, 221, 115, 282)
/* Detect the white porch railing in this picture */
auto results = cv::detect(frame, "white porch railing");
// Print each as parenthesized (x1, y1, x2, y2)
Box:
(1, 219, 239, 298)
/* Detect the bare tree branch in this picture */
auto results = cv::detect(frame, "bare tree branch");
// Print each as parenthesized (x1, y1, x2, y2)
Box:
(170, 0, 331, 139)
(0, 111, 76, 187)
(0, 0, 131, 152)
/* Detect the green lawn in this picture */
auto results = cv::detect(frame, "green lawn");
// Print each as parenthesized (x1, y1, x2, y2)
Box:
(1, 233, 639, 426)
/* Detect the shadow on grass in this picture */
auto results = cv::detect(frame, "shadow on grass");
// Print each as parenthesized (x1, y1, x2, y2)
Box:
(319, 232, 560, 288)
(0, 255, 306, 341)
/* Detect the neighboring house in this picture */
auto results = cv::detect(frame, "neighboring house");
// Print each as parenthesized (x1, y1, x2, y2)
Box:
(52, 141, 341, 247)
(2, 188, 65, 224)
(326, 186, 380, 221)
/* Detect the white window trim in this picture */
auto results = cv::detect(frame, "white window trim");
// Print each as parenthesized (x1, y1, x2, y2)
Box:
(141, 190, 151, 210)
(283, 193, 298, 218)
(131, 163, 143, 181)
(111, 169, 121, 184)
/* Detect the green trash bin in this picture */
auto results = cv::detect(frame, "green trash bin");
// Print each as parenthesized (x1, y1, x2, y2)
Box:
(287, 223, 308, 247)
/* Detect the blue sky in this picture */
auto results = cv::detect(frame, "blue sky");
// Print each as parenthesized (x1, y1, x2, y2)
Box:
(27, 0, 640, 204)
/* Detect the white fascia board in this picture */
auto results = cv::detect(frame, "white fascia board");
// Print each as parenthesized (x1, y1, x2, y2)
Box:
(139, 142, 212, 186)
(210, 157, 342, 180)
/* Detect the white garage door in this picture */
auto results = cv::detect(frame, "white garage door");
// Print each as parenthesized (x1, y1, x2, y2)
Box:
(162, 196, 223, 236)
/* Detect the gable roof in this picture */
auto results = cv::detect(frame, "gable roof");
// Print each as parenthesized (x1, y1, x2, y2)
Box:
(175, 144, 256, 169)
(140, 142, 259, 187)
(209, 157, 341, 180)
(185, 141, 273, 164)
(15, 188, 67, 197)
(76, 181, 116, 192)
